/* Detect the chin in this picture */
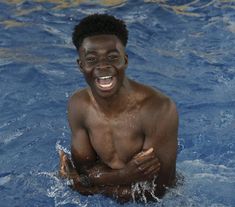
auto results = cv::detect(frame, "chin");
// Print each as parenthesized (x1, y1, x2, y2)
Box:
(95, 89, 118, 99)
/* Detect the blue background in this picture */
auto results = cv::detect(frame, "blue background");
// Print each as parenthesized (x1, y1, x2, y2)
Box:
(0, 0, 234, 206)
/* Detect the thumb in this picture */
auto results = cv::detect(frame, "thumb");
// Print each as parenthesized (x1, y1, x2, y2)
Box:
(134, 147, 154, 158)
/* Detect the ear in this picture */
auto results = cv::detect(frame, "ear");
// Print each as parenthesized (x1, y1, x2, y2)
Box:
(124, 53, 128, 68)
(77, 59, 84, 73)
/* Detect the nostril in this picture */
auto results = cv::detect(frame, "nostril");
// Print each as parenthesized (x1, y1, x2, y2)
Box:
(96, 65, 112, 70)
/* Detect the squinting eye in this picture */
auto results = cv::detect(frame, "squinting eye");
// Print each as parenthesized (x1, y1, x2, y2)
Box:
(86, 57, 96, 63)
(108, 55, 118, 61)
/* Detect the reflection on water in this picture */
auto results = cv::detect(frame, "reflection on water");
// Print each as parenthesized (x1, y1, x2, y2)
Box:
(145, 0, 235, 16)
(0, 48, 48, 64)
(0, 20, 27, 28)
(1, 0, 234, 15)
(1, 0, 235, 206)
(15, 6, 43, 16)
(1, 0, 127, 8)
(0, 0, 234, 32)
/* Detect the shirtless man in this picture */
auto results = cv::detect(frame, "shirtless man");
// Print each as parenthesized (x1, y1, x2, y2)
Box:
(59, 14, 178, 202)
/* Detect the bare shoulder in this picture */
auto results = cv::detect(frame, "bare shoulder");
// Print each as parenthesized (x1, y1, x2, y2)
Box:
(67, 88, 91, 125)
(131, 80, 177, 112)
(131, 80, 178, 162)
(130, 80, 178, 125)
(68, 88, 90, 111)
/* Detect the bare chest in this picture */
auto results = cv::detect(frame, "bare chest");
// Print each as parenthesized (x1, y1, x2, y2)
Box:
(86, 110, 144, 169)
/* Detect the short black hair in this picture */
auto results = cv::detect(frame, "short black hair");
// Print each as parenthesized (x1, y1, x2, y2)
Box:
(72, 14, 128, 50)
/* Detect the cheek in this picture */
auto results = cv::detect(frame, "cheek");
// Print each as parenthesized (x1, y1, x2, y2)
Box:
(117, 60, 127, 71)
(82, 69, 94, 83)
(82, 63, 93, 72)
(116, 68, 126, 81)
(112, 59, 126, 70)
(83, 74, 94, 87)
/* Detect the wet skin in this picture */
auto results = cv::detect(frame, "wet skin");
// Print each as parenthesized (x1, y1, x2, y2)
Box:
(59, 35, 178, 202)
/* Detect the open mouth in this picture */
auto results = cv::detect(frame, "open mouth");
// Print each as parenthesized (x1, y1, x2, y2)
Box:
(95, 75, 117, 91)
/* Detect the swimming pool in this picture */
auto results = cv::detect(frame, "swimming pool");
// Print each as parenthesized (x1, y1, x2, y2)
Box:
(0, 0, 234, 206)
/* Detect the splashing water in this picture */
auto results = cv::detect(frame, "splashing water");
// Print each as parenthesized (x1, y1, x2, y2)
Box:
(56, 140, 71, 155)
(1, 0, 235, 206)
(131, 176, 160, 203)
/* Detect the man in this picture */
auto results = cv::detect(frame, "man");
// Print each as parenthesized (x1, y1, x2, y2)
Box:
(59, 14, 178, 203)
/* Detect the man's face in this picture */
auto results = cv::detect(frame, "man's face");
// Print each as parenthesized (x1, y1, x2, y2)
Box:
(78, 34, 128, 98)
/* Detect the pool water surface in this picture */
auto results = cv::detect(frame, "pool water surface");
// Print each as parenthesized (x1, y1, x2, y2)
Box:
(0, 0, 235, 206)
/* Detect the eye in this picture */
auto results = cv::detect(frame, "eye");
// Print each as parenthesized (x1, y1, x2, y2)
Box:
(108, 54, 119, 61)
(85, 56, 97, 63)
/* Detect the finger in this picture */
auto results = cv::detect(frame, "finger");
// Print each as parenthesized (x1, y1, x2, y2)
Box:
(138, 158, 160, 172)
(59, 151, 74, 177)
(139, 165, 160, 181)
(59, 160, 67, 178)
(59, 150, 65, 160)
(148, 167, 161, 180)
(139, 148, 154, 157)
(63, 156, 74, 173)
(135, 151, 156, 165)
(134, 155, 152, 165)
(143, 163, 160, 176)
(134, 148, 154, 159)
(59, 151, 66, 171)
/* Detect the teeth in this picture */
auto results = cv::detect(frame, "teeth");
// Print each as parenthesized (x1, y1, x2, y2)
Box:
(100, 82, 113, 88)
(96, 76, 114, 89)
(98, 76, 112, 80)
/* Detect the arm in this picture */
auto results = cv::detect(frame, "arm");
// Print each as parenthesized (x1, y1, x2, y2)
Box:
(141, 97, 178, 197)
(59, 150, 132, 202)
(72, 183, 159, 203)
(68, 93, 160, 187)
(72, 133, 160, 186)
(60, 151, 156, 203)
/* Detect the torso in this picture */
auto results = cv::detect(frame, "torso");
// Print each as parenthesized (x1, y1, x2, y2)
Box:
(74, 79, 166, 170)
(86, 103, 144, 169)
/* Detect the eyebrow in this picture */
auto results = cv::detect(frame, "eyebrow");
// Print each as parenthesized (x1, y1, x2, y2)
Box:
(84, 50, 97, 56)
(107, 49, 120, 54)
(84, 49, 120, 56)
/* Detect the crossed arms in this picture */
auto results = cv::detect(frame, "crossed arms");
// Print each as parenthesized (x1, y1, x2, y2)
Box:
(60, 96, 178, 202)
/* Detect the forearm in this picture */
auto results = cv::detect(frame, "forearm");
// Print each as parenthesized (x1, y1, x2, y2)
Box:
(71, 181, 133, 203)
(102, 185, 133, 203)
(75, 165, 173, 200)
(72, 148, 161, 187)
(72, 180, 162, 203)
(79, 162, 132, 186)
(67, 161, 163, 202)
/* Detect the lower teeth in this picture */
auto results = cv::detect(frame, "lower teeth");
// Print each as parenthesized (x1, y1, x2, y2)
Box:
(100, 82, 112, 88)
(96, 77, 115, 89)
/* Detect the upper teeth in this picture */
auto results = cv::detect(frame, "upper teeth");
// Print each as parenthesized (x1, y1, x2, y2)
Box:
(98, 76, 112, 80)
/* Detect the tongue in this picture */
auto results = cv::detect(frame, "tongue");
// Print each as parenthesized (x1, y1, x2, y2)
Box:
(98, 78, 112, 85)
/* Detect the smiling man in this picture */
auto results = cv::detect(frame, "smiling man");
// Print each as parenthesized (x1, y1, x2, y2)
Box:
(59, 14, 178, 203)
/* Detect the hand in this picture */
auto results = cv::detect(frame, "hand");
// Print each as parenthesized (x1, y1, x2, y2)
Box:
(134, 148, 161, 178)
(120, 148, 160, 182)
(59, 150, 79, 179)
(59, 150, 94, 187)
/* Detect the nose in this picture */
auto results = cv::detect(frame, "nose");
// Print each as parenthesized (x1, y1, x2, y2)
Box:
(96, 57, 111, 70)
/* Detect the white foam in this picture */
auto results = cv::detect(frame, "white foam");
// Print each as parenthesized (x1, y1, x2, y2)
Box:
(37, 171, 88, 207)
(55, 140, 71, 155)
(0, 174, 11, 186)
(0, 130, 24, 144)
(131, 176, 160, 203)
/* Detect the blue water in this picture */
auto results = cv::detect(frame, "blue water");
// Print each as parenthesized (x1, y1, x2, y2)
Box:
(0, 0, 235, 206)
